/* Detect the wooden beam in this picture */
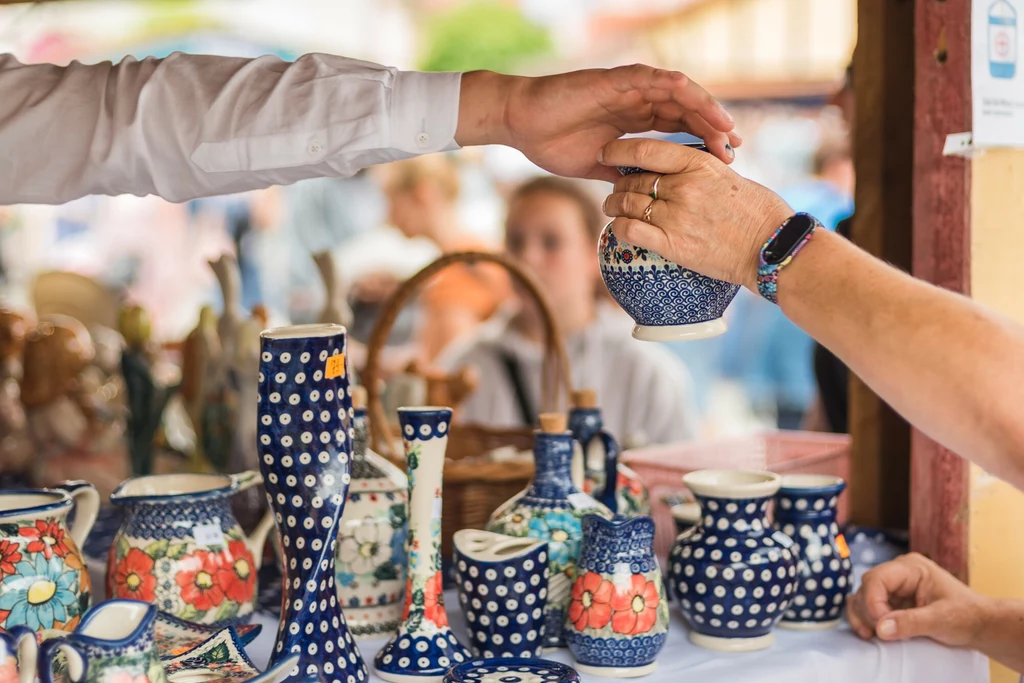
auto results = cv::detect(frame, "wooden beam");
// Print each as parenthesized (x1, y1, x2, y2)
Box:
(910, 0, 972, 581)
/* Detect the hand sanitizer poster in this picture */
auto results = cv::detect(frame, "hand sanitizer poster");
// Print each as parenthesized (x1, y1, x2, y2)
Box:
(974, 0, 1024, 147)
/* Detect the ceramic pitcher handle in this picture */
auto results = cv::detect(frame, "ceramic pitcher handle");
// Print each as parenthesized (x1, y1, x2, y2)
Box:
(54, 481, 99, 550)
(598, 431, 620, 514)
(231, 470, 264, 492)
(39, 639, 86, 683)
(1, 626, 37, 683)
(246, 509, 275, 571)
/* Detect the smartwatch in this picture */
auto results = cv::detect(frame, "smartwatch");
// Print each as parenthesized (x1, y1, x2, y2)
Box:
(756, 213, 820, 304)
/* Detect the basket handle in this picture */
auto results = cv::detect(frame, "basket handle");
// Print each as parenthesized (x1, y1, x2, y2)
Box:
(362, 250, 574, 459)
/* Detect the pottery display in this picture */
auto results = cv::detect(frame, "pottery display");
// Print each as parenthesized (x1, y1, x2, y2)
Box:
(563, 515, 668, 678)
(0, 482, 99, 633)
(0, 625, 37, 683)
(442, 659, 581, 683)
(669, 470, 798, 652)
(0, 309, 32, 480)
(163, 624, 298, 683)
(374, 407, 472, 683)
(180, 306, 222, 474)
(336, 386, 408, 639)
(105, 472, 274, 627)
(671, 503, 702, 537)
(774, 474, 852, 630)
(257, 323, 368, 683)
(154, 612, 261, 660)
(597, 146, 739, 342)
(486, 413, 612, 650)
(567, 390, 650, 517)
(452, 530, 549, 659)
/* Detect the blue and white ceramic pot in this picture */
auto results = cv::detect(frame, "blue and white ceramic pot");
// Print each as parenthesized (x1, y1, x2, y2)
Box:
(671, 503, 702, 537)
(0, 625, 36, 683)
(442, 658, 581, 683)
(669, 470, 798, 652)
(374, 408, 472, 683)
(564, 515, 668, 678)
(486, 415, 611, 650)
(598, 146, 740, 342)
(774, 474, 852, 630)
(257, 324, 368, 683)
(452, 529, 549, 659)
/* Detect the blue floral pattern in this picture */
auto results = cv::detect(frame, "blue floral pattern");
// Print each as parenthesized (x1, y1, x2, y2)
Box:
(0, 554, 79, 631)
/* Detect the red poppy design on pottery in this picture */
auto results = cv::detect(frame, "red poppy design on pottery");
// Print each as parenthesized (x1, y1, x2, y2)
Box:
(18, 519, 70, 559)
(422, 571, 448, 628)
(568, 572, 612, 631)
(216, 540, 256, 604)
(0, 541, 22, 579)
(176, 550, 226, 611)
(610, 574, 660, 635)
(111, 548, 157, 603)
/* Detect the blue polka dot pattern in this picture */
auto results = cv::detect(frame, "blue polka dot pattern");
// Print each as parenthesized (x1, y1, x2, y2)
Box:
(374, 632, 468, 677)
(257, 325, 368, 683)
(444, 658, 581, 683)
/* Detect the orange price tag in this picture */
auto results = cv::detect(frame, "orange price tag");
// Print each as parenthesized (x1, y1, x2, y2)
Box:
(325, 353, 346, 380)
(835, 534, 850, 559)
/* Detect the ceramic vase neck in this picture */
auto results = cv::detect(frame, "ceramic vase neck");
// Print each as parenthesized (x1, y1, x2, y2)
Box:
(527, 432, 577, 500)
(696, 495, 772, 535)
(568, 408, 602, 445)
(775, 488, 843, 522)
(579, 514, 657, 573)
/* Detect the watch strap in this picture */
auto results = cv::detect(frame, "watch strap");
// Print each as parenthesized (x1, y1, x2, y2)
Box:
(757, 213, 819, 304)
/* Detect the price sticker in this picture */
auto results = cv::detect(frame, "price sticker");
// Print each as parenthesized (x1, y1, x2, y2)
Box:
(432, 497, 443, 519)
(568, 492, 599, 510)
(835, 534, 850, 559)
(325, 353, 346, 380)
(193, 521, 226, 549)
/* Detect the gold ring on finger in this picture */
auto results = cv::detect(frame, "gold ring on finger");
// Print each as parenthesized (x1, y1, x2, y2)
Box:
(643, 199, 656, 224)
(649, 174, 662, 201)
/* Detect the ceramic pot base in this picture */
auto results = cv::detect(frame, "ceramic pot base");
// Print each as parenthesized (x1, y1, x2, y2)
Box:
(688, 631, 774, 652)
(374, 671, 444, 683)
(632, 318, 727, 342)
(778, 618, 841, 631)
(575, 661, 658, 678)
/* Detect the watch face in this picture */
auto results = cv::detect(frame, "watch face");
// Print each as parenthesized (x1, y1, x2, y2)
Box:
(764, 214, 816, 265)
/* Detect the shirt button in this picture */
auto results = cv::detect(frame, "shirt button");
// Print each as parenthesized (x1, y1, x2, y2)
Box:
(415, 132, 431, 148)
(308, 139, 324, 156)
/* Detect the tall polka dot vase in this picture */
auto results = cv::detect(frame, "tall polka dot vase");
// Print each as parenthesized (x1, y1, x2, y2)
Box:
(773, 475, 852, 630)
(452, 529, 549, 659)
(668, 470, 798, 653)
(257, 324, 368, 683)
(564, 514, 669, 678)
(374, 407, 472, 683)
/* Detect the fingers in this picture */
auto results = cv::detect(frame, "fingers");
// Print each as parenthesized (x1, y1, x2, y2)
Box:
(875, 604, 944, 642)
(603, 192, 663, 225)
(609, 216, 671, 257)
(613, 63, 735, 133)
(845, 592, 875, 640)
(650, 102, 735, 161)
(600, 137, 710, 175)
(610, 172, 662, 198)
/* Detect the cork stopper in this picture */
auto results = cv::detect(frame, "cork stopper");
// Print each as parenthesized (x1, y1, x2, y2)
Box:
(572, 389, 597, 409)
(539, 412, 567, 433)
(351, 385, 368, 410)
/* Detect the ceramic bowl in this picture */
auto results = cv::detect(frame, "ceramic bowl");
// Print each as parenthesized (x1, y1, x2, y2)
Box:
(443, 658, 580, 683)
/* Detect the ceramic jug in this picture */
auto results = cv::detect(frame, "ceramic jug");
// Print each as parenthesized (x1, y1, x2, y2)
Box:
(336, 386, 408, 639)
(106, 472, 274, 626)
(486, 413, 611, 650)
(564, 514, 668, 678)
(39, 600, 167, 683)
(0, 482, 99, 633)
(0, 625, 37, 683)
(774, 474, 852, 629)
(669, 470, 798, 652)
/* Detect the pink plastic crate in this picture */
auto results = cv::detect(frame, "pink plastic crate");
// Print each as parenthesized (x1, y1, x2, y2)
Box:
(623, 430, 852, 562)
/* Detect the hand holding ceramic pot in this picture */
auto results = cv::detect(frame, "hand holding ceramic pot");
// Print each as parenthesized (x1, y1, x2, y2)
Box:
(600, 138, 794, 290)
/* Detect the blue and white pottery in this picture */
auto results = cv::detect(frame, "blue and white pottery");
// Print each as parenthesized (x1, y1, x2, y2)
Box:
(671, 503, 701, 537)
(442, 658, 581, 683)
(257, 324, 368, 683)
(373, 408, 472, 683)
(598, 144, 740, 342)
(0, 625, 36, 683)
(774, 474, 852, 630)
(669, 470, 798, 652)
(563, 515, 668, 678)
(486, 414, 611, 650)
(163, 622, 299, 683)
(452, 530, 549, 659)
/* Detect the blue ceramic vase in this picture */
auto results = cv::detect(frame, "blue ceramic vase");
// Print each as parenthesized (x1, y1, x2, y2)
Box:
(486, 416, 611, 650)
(258, 324, 368, 683)
(597, 143, 739, 342)
(452, 530, 549, 659)
(563, 515, 668, 677)
(774, 475, 852, 629)
(669, 470, 798, 652)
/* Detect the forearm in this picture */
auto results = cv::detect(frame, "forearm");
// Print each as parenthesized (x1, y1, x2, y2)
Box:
(776, 229, 1024, 489)
(973, 597, 1024, 673)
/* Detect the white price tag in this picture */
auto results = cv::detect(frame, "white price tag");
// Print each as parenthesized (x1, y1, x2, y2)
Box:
(568, 492, 599, 510)
(431, 497, 443, 519)
(193, 521, 226, 548)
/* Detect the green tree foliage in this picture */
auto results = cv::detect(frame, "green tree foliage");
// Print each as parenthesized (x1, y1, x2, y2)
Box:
(419, 1, 553, 73)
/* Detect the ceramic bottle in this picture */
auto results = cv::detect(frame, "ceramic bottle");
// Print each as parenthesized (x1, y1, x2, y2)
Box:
(374, 407, 472, 683)
(257, 323, 368, 683)
(567, 390, 650, 517)
(669, 470, 798, 652)
(564, 514, 668, 678)
(774, 474, 852, 629)
(486, 413, 612, 649)
(336, 385, 408, 638)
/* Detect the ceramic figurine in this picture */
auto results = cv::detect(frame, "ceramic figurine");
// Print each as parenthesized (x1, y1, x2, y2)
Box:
(563, 515, 668, 677)
(0, 625, 35, 683)
(671, 503, 702, 537)
(180, 306, 222, 474)
(106, 472, 274, 626)
(443, 659, 581, 683)
(336, 386, 408, 639)
(39, 600, 168, 683)
(568, 390, 650, 517)
(452, 530, 549, 659)
(154, 612, 262, 659)
(0, 309, 32, 480)
(210, 254, 244, 362)
(257, 323, 368, 683)
(774, 474, 852, 629)
(226, 308, 268, 529)
(163, 624, 298, 683)
(374, 407, 471, 683)
(669, 470, 798, 652)
(0, 482, 99, 633)
(314, 251, 354, 327)
(486, 413, 612, 650)
(598, 146, 739, 342)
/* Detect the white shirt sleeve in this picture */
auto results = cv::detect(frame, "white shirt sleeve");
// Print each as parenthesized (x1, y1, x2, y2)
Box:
(0, 52, 462, 205)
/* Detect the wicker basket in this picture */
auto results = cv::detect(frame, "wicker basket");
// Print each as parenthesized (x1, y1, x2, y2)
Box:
(361, 251, 574, 558)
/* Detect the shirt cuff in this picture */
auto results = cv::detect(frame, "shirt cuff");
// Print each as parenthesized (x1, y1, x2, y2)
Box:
(390, 70, 462, 155)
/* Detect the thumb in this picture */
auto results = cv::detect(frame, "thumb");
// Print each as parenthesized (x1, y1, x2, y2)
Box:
(876, 604, 945, 642)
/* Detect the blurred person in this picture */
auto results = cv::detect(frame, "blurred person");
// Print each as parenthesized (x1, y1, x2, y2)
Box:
(438, 176, 698, 448)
